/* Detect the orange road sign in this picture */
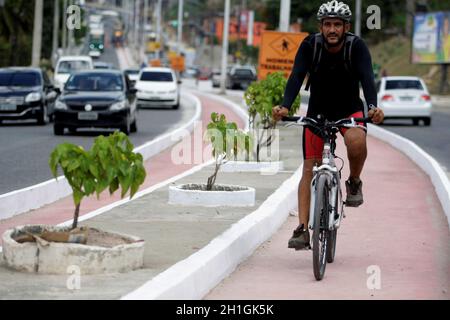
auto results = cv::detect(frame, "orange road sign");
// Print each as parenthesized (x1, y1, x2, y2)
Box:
(170, 56, 185, 72)
(258, 31, 309, 80)
(150, 59, 162, 67)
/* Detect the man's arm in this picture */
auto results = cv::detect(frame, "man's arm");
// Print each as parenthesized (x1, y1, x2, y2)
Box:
(353, 38, 378, 108)
(280, 38, 313, 110)
(353, 38, 384, 124)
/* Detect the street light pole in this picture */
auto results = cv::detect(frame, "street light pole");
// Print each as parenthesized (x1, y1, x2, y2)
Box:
(355, 0, 362, 37)
(279, 0, 291, 32)
(142, 0, 149, 64)
(62, 0, 68, 52)
(220, 0, 230, 94)
(52, 0, 60, 66)
(156, 0, 162, 59)
(177, 0, 184, 55)
(32, 0, 44, 67)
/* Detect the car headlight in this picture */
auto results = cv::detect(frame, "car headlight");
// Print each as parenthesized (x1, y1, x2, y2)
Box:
(90, 44, 95, 49)
(55, 100, 68, 110)
(110, 101, 126, 111)
(99, 44, 104, 49)
(25, 92, 41, 103)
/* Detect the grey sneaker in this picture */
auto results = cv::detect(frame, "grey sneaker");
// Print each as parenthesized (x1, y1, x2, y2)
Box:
(345, 177, 364, 207)
(288, 225, 311, 251)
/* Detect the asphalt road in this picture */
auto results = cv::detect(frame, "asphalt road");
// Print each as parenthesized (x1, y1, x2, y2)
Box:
(378, 108, 450, 173)
(0, 17, 194, 195)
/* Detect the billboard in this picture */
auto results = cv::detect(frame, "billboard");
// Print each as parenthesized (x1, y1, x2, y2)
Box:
(412, 12, 450, 64)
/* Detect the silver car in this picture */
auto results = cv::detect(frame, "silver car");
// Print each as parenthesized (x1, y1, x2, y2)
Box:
(377, 76, 432, 126)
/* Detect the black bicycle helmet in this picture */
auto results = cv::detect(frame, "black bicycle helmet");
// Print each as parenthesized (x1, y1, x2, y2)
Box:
(317, 1, 352, 22)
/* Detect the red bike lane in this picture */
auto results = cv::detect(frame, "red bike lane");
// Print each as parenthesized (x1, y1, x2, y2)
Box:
(0, 94, 246, 245)
(206, 134, 450, 300)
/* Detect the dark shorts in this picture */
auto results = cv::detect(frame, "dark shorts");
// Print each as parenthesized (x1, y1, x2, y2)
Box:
(302, 111, 365, 160)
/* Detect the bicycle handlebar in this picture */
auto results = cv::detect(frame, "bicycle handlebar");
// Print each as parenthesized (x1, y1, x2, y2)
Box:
(282, 116, 372, 127)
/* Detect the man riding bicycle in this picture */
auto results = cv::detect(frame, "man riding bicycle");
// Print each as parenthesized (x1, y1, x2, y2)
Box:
(272, 0, 384, 250)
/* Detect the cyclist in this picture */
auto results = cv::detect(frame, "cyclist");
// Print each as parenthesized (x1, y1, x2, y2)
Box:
(272, 0, 384, 250)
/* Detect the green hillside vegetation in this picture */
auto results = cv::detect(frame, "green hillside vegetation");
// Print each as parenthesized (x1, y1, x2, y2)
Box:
(370, 36, 450, 94)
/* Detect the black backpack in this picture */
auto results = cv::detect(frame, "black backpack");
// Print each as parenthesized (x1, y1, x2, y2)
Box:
(305, 32, 358, 91)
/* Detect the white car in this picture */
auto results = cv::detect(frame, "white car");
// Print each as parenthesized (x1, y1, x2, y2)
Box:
(54, 56, 93, 90)
(135, 67, 181, 109)
(377, 76, 432, 126)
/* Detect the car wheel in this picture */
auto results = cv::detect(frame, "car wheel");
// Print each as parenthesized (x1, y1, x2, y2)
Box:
(54, 124, 64, 135)
(37, 105, 49, 125)
(68, 127, 77, 134)
(130, 119, 137, 133)
(423, 117, 431, 126)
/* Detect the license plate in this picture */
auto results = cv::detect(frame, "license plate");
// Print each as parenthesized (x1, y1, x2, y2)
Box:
(78, 112, 98, 120)
(400, 96, 414, 101)
(0, 104, 16, 111)
(150, 96, 160, 100)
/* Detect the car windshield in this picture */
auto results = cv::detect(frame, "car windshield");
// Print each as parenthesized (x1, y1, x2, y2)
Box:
(65, 73, 123, 91)
(385, 80, 423, 90)
(125, 70, 139, 75)
(140, 71, 173, 82)
(234, 69, 254, 77)
(0, 71, 41, 87)
(57, 60, 91, 74)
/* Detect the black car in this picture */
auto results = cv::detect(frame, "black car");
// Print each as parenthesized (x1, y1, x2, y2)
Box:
(226, 66, 257, 90)
(53, 70, 138, 135)
(0, 67, 58, 125)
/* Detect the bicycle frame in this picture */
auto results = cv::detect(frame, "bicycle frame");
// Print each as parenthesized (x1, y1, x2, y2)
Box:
(308, 129, 344, 232)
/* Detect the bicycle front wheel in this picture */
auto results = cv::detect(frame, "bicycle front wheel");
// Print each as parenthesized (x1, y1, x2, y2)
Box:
(312, 174, 330, 281)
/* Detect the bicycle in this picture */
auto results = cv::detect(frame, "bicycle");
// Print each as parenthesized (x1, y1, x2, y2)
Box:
(282, 115, 372, 281)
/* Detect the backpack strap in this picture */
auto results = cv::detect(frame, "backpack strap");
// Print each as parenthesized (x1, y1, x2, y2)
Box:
(343, 32, 356, 74)
(305, 33, 323, 91)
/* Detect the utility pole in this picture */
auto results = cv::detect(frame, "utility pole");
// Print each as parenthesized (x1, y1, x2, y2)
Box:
(52, 0, 60, 66)
(68, 0, 74, 55)
(62, 0, 68, 53)
(142, 0, 149, 64)
(32, 0, 44, 67)
(156, 0, 162, 59)
(177, 0, 184, 55)
(220, 0, 230, 94)
(355, 0, 362, 37)
(279, 0, 291, 32)
(406, 0, 415, 38)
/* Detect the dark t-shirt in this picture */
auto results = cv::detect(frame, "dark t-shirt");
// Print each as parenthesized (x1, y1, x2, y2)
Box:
(281, 34, 378, 121)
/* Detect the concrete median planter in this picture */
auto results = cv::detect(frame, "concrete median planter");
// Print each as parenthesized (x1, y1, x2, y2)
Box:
(168, 184, 255, 207)
(221, 161, 284, 174)
(2, 225, 145, 275)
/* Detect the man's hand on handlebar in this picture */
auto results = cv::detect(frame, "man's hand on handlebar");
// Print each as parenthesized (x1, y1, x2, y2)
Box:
(272, 106, 290, 122)
(368, 106, 384, 125)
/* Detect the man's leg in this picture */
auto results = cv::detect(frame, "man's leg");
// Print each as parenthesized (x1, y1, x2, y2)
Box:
(298, 159, 320, 227)
(344, 128, 367, 206)
(344, 128, 367, 179)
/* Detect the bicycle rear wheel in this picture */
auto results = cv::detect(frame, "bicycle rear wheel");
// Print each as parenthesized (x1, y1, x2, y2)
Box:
(312, 174, 330, 281)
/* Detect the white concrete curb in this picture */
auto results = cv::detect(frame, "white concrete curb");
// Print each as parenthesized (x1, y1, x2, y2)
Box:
(121, 166, 301, 300)
(168, 184, 256, 207)
(0, 93, 202, 221)
(367, 124, 450, 226)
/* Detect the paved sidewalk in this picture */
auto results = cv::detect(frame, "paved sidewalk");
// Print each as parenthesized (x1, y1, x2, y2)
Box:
(0, 91, 302, 299)
(205, 134, 450, 300)
(1, 87, 448, 300)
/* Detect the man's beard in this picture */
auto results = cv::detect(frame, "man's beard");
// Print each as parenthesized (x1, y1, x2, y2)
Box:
(323, 33, 345, 48)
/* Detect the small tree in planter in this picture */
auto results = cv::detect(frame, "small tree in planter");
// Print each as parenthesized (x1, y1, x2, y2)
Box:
(244, 72, 301, 162)
(204, 112, 252, 191)
(49, 131, 147, 230)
